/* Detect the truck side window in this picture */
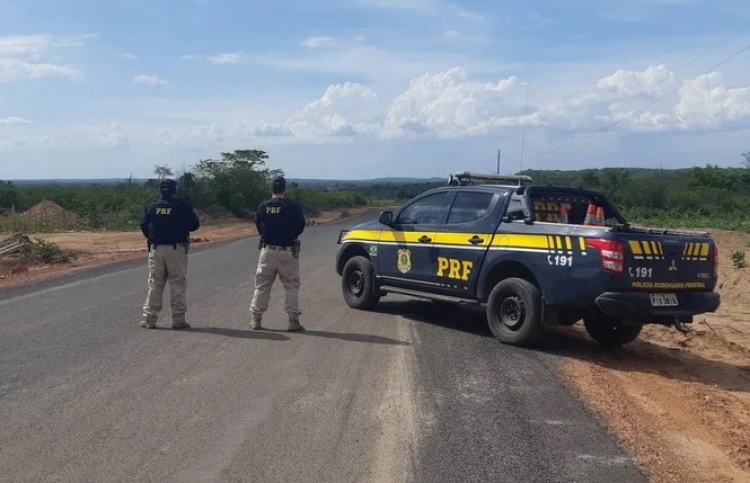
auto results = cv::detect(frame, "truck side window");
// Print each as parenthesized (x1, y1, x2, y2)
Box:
(446, 192, 495, 225)
(395, 192, 451, 225)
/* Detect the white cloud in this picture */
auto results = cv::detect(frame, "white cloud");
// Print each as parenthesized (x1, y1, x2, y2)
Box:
(73, 123, 130, 149)
(674, 72, 750, 129)
(353, 0, 484, 21)
(133, 74, 169, 86)
(206, 52, 243, 65)
(0, 34, 86, 82)
(123, 53, 138, 60)
(149, 63, 750, 150)
(0, 116, 32, 125)
(443, 29, 459, 39)
(380, 67, 525, 138)
(354, 0, 439, 12)
(182, 52, 244, 64)
(301, 36, 336, 48)
(0, 122, 129, 152)
(596, 64, 675, 97)
(300, 34, 368, 50)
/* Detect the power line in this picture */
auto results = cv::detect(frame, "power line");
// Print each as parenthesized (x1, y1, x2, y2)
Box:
(527, 37, 750, 161)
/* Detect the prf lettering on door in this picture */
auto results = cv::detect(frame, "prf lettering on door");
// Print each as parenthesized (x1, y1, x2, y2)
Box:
(156, 207, 172, 215)
(437, 257, 473, 281)
(266, 206, 282, 214)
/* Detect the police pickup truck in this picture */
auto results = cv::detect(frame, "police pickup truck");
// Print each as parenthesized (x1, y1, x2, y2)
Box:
(335, 171, 721, 347)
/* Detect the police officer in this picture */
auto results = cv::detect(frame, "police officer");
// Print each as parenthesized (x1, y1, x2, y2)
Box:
(139, 178, 201, 329)
(249, 176, 306, 331)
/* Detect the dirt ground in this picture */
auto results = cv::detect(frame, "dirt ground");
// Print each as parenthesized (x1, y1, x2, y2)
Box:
(0, 208, 369, 289)
(2, 216, 749, 481)
(558, 229, 750, 483)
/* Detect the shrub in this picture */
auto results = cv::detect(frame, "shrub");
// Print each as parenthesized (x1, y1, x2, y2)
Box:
(20, 239, 73, 264)
(730, 250, 746, 269)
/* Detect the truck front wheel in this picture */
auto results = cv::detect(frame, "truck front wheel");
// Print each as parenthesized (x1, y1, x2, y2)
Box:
(583, 312, 642, 347)
(341, 256, 380, 310)
(486, 278, 545, 347)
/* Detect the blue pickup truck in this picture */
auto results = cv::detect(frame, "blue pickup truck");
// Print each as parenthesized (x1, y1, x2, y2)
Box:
(335, 172, 721, 347)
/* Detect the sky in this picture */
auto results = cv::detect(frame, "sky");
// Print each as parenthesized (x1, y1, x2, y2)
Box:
(1, 0, 750, 180)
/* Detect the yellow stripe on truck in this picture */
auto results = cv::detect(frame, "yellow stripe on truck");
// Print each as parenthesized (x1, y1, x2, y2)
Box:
(379, 231, 433, 243)
(432, 232, 492, 246)
(342, 229, 381, 242)
(493, 234, 551, 250)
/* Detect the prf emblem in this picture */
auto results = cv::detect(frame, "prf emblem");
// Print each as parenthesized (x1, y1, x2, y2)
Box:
(437, 257, 473, 281)
(156, 207, 172, 215)
(397, 249, 412, 274)
(266, 206, 281, 214)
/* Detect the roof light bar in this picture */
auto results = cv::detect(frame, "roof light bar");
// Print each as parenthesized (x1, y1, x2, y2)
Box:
(448, 171, 533, 187)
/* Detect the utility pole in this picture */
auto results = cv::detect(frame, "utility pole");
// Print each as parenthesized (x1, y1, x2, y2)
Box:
(496, 149, 502, 174)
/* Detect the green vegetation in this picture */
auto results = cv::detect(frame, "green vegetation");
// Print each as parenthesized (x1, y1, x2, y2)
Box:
(1, 149, 749, 235)
(731, 251, 747, 269)
(520, 155, 750, 233)
(0, 149, 369, 232)
(19, 239, 73, 264)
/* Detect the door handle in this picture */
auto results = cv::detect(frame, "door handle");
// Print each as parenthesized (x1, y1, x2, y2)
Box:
(469, 235, 484, 245)
(419, 235, 432, 243)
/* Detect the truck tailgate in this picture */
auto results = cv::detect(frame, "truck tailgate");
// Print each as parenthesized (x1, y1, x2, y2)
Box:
(617, 231, 717, 293)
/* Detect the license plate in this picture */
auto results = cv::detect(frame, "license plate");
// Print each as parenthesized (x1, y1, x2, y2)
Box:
(650, 293, 679, 307)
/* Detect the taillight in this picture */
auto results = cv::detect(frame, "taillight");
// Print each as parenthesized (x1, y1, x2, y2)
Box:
(585, 238, 625, 274)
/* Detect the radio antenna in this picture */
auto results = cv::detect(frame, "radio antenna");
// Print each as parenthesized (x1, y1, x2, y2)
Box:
(519, 80, 530, 173)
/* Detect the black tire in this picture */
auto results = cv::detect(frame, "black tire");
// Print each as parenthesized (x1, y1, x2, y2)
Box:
(341, 256, 380, 310)
(583, 313, 642, 347)
(486, 278, 545, 346)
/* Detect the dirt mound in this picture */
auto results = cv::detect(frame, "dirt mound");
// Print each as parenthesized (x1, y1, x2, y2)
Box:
(21, 200, 84, 226)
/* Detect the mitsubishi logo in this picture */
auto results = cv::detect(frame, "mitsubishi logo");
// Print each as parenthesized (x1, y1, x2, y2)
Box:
(669, 259, 678, 271)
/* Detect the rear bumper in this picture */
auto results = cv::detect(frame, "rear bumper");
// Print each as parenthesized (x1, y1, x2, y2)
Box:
(595, 291, 721, 321)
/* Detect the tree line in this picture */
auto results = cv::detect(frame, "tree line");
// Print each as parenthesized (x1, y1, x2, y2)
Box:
(520, 153, 750, 232)
(0, 149, 369, 230)
(1, 149, 749, 234)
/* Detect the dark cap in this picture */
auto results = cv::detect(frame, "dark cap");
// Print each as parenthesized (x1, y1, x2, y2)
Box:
(271, 176, 286, 194)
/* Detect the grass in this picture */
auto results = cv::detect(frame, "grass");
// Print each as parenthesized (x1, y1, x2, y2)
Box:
(625, 211, 750, 234)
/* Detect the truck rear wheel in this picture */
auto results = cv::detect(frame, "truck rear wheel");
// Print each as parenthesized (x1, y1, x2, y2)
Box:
(486, 278, 544, 347)
(341, 256, 380, 310)
(583, 312, 642, 347)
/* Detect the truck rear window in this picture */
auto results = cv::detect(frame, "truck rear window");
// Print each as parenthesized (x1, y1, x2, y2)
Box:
(530, 194, 616, 225)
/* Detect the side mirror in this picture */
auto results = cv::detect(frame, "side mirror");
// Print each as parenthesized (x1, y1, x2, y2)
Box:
(379, 210, 394, 226)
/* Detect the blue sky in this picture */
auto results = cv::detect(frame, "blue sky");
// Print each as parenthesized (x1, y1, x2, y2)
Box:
(1, 0, 750, 180)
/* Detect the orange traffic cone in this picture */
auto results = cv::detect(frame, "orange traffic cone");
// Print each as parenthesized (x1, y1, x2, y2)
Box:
(583, 204, 596, 225)
(559, 205, 569, 224)
(595, 207, 605, 225)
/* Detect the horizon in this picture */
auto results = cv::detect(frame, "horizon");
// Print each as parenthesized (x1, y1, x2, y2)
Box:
(5, 163, 741, 185)
(1, 1, 750, 179)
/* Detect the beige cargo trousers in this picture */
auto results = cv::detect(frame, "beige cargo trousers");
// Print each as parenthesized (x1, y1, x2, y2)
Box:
(249, 246, 303, 330)
(141, 244, 189, 328)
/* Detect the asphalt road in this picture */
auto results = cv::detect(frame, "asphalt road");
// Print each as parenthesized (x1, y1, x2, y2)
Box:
(0, 215, 648, 483)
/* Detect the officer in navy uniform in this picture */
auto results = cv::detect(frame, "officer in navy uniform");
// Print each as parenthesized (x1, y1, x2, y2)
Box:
(249, 176, 306, 331)
(139, 178, 201, 329)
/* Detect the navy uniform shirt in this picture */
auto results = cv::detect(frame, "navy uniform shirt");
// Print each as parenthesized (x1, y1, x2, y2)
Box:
(256, 197, 305, 247)
(140, 196, 201, 245)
